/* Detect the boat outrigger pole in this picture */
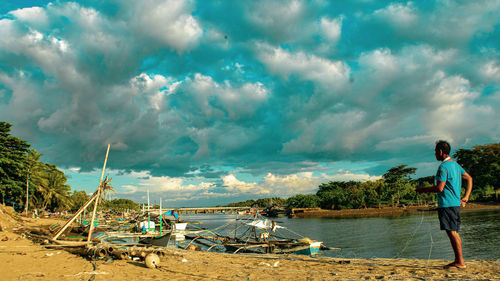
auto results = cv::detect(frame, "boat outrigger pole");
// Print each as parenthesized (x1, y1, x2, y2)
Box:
(51, 144, 111, 246)
(160, 198, 163, 235)
(87, 143, 111, 246)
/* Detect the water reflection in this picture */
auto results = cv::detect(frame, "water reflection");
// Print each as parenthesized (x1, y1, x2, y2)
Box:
(182, 209, 500, 260)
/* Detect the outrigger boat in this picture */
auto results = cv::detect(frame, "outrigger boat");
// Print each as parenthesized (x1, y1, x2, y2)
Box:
(183, 214, 339, 256)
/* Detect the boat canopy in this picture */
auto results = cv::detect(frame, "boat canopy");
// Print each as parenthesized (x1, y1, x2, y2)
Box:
(246, 219, 284, 231)
(163, 210, 179, 219)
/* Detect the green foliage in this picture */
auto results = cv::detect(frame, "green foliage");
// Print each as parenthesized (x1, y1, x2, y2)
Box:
(361, 179, 385, 207)
(226, 199, 257, 207)
(226, 197, 286, 208)
(33, 163, 72, 211)
(316, 181, 388, 210)
(1, 121, 75, 212)
(382, 165, 417, 184)
(313, 166, 437, 210)
(316, 181, 359, 209)
(411, 176, 434, 187)
(382, 165, 417, 206)
(455, 142, 500, 201)
(25, 149, 43, 210)
(0, 122, 30, 205)
(286, 194, 321, 209)
(101, 198, 140, 211)
(70, 190, 89, 212)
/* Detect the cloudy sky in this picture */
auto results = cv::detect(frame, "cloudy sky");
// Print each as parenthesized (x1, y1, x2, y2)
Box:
(1, 0, 499, 207)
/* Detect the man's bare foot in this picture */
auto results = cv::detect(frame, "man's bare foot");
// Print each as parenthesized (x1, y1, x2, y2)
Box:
(444, 262, 466, 269)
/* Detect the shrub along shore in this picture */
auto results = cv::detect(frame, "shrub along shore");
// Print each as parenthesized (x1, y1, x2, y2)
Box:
(289, 202, 500, 218)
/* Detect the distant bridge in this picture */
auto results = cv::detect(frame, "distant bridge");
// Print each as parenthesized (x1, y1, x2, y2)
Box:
(149, 206, 252, 214)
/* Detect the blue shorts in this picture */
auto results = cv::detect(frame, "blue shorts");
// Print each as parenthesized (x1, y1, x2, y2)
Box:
(438, 207, 461, 232)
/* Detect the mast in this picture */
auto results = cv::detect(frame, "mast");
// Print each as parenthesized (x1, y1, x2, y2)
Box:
(87, 144, 110, 246)
(159, 198, 163, 235)
(147, 189, 150, 231)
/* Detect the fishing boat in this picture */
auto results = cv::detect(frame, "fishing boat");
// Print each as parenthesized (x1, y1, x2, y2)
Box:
(138, 232, 172, 246)
(183, 215, 338, 256)
(137, 222, 188, 247)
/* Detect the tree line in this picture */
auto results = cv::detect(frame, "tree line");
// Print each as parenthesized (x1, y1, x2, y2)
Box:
(222, 197, 287, 208)
(1, 121, 78, 212)
(1, 121, 144, 213)
(231, 143, 500, 210)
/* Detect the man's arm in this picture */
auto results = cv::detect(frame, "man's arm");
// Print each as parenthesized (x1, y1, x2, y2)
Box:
(461, 172, 473, 206)
(416, 181, 446, 193)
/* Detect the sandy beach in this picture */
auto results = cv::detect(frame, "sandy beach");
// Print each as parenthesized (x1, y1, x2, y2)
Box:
(1, 206, 499, 281)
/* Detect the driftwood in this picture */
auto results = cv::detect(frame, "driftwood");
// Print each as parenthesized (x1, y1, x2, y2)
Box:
(65, 246, 107, 258)
(24, 227, 52, 236)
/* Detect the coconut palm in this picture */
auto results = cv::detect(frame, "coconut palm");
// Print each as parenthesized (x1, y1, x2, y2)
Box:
(36, 164, 72, 211)
(25, 149, 42, 212)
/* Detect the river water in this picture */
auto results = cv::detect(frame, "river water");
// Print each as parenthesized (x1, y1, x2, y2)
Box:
(181, 209, 500, 260)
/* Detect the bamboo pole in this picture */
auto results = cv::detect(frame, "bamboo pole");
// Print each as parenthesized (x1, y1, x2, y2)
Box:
(160, 198, 163, 235)
(147, 189, 150, 232)
(25, 167, 30, 215)
(87, 144, 110, 247)
(53, 192, 98, 240)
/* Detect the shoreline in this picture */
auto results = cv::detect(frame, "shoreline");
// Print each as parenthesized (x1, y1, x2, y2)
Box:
(290, 202, 500, 218)
(1, 206, 499, 280)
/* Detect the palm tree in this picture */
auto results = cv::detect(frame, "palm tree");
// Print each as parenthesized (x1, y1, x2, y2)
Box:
(25, 149, 42, 213)
(36, 164, 72, 211)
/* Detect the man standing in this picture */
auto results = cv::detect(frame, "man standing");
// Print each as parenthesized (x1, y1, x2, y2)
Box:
(416, 140, 473, 269)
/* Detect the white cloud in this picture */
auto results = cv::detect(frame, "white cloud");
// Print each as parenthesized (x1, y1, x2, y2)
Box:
(373, 2, 417, 27)
(179, 73, 269, 121)
(111, 170, 219, 203)
(327, 171, 382, 182)
(246, 0, 304, 41)
(256, 43, 350, 90)
(480, 61, 500, 82)
(282, 109, 367, 155)
(425, 72, 480, 137)
(261, 172, 319, 196)
(375, 135, 435, 152)
(130, 0, 202, 52)
(221, 170, 381, 198)
(358, 48, 398, 76)
(10, 6, 49, 27)
(222, 174, 259, 193)
(130, 73, 173, 110)
(320, 16, 342, 42)
(119, 185, 138, 195)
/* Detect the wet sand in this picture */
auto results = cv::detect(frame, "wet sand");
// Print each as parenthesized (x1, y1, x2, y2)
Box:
(1, 205, 499, 280)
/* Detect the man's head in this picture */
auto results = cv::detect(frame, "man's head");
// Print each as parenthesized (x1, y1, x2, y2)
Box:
(435, 140, 451, 161)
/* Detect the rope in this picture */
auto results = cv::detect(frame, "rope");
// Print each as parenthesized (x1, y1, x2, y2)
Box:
(395, 211, 425, 258)
(426, 216, 434, 266)
(333, 211, 437, 264)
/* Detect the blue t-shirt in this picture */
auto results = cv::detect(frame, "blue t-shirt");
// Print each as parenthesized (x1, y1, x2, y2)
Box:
(435, 161, 466, 207)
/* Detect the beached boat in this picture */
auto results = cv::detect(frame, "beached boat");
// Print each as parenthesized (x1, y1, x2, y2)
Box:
(183, 215, 338, 257)
(138, 232, 172, 246)
(222, 239, 324, 256)
(137, 222, 189, 247)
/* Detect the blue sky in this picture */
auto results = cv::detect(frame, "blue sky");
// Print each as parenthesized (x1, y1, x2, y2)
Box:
(1, 0, 499, 207)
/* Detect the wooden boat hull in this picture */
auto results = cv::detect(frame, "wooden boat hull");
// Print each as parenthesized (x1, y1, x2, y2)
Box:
(223, 241, 323, 256)
(138, 233, 172, 247)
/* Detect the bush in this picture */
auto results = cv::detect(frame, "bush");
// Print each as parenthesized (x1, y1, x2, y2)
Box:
(286, 194, 321, 209)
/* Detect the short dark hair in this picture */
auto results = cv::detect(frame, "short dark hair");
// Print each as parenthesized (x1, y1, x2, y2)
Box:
(435, 140, 451, 155)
